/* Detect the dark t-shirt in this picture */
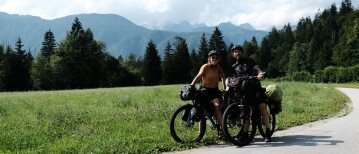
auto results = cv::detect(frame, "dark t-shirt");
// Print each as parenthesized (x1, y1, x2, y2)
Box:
(232, 58, 258, 77)
(232, 58, 266, 103)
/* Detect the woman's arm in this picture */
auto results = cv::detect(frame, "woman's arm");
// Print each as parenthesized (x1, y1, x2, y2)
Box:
(220, 72, 226, 90)
(190, 74, 202, 86)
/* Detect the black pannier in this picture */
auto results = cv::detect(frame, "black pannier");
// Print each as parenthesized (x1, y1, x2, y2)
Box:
(182, 107, 191, 121)
(269, 101, 282, 114)
(179, 86, 195, 101)
(227, 77, 258, 97)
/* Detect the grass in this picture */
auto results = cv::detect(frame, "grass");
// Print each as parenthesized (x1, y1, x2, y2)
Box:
(0, 81, 350, 153)
(329, 82, 359, 89)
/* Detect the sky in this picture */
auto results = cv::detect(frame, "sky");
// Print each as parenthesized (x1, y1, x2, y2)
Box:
(0, 0, 358, 30)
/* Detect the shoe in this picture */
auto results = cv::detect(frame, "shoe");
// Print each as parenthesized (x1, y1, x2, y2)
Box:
(218, 131, 225, 140)
(265, 128, 272, 142)
(264, 137, 271, 142)
(240, 131, 248, 142)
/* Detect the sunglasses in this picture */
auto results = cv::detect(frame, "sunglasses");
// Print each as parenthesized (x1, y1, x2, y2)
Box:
(211, 56, 219, 59)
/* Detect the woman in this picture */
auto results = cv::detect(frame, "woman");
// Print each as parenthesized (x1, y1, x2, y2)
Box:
(190, 50, 226, 138)
(231, 45, 272, 142)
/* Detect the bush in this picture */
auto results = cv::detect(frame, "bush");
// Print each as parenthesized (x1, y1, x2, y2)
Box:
(348, 65, 359, 82)
(286, 71, 313, 82)
(323, 66, 339, 83)
(336, 67, 351, 83)
(314, 70, 325, 83)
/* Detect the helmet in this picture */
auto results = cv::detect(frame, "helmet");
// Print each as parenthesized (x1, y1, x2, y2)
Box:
(231, 45, 243, 52)
(208, 50, 220, 57)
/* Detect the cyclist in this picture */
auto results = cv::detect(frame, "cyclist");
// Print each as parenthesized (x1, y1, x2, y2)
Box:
(190, 50, 226, 138)
(231, 45, 272, 142)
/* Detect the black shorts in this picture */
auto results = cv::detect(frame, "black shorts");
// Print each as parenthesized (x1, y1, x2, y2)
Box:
(204, 87, 222, 101)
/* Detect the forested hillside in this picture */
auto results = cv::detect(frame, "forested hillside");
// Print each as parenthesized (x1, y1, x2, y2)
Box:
(0, 0, 358, 91)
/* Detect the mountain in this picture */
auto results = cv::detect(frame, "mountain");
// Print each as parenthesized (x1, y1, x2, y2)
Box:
(0, 12, 268, 58)
(144, 20, 255, 32)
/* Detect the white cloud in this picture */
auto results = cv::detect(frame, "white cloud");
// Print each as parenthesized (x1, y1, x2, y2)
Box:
(0, 0, 357, 30)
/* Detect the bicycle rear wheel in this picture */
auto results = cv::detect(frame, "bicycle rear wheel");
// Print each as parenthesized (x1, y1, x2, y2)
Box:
(222, 103, 256, 146)
(170, 104, 206, 143)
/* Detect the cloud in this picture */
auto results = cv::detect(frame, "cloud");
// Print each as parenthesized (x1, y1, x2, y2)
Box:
(0, 0, 357, 30)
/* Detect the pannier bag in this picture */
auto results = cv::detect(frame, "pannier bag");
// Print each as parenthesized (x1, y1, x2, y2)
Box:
(179, 86, 195, 101)
(182, 107, 191, 121)
(269, 102, 282, 114)
(190, 106, 201, 122)
(226, 77, 241, 88)
(265, 85, 283, 114)
(226, 77, 258, 97)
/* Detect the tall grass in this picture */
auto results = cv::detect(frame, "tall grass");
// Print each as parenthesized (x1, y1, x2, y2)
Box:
(0, 82, 349, 153)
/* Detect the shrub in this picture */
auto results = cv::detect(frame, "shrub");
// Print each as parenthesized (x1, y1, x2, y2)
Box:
(336, 67, 351, 83)
(323, 66, 339, 83)
(285, 71, 313, 82)
(314, 70, 325, 83)
(348, 65, 359, 82)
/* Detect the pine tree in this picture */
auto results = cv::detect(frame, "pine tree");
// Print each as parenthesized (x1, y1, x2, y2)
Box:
(258, 37, 271, 69)
(41, 29, 56, 61)
(143, 40, 162, 85)
(0, 45, 5, 89)
(32, 30, 57, 90)
(198, 33, 209, 64)
(339, 0, 353, 15)
(333, 18, 359, 66)
(1, 45, 16, 90)
(287, 42, 309, 74)
(0, 44, 4, 63)
(173, 36, 191, 83)
(243, 37, 258, 60)
(266, 24, 295, 77)
(15, 38, 33, 90)
(161, 42, 176, 84)
(55, 17, 105, 89)
(1, 39, 33, 91)
(101, 53, 132, 87)
(295, 17, 313, 44)
(190, 48, 201, 78)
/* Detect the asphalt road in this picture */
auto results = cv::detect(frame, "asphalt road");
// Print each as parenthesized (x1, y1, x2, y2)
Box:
(167, 88, 359, 154)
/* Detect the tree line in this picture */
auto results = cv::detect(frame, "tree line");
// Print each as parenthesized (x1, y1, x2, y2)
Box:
(0, 0, 357, 91)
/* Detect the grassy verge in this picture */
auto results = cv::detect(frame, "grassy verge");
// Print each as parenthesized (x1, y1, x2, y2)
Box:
(0, 81, 349, 153)
(329, 82, 359, 89)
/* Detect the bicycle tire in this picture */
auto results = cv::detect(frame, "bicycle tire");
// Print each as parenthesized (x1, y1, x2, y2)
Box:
(170, 104, 206, 143)
(222, 103, 256, 146)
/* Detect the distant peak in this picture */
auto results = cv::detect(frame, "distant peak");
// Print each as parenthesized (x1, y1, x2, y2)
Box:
(238, 23, 255, 30)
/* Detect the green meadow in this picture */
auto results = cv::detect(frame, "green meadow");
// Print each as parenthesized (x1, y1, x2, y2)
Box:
(0, 82, 349, 153)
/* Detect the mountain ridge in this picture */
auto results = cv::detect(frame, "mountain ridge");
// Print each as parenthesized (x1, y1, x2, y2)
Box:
(0, 12, 268, 57)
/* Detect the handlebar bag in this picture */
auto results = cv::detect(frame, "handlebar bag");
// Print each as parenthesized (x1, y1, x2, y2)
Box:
(180, 86, 195, 101)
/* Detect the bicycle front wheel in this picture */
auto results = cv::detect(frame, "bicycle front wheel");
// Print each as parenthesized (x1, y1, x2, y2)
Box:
(222, 103, 256, 146)
(169, 104, 206, 143)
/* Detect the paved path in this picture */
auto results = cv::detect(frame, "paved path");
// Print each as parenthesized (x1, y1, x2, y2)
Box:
(167, 88, 359, 154)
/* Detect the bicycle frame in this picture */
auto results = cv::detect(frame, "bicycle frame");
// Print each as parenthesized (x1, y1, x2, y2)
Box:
(191, 98, 219, 130)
